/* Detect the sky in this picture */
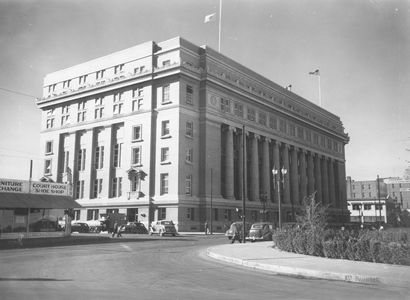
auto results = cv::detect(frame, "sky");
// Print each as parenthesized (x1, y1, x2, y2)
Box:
(0, 0, 409, 181)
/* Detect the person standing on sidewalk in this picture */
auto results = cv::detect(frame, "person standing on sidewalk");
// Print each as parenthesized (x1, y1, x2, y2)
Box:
(231, 223, 242, 244)
(204, 221, 209, 235)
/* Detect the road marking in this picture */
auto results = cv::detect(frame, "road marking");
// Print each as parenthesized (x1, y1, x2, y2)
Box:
(120, 244, 132, 251)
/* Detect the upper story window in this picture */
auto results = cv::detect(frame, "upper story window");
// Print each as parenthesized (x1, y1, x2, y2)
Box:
(77, 148, 86, 171)
(48, 84, 56, 93)
(306, 130, 312, 142)
(186, 85, 193, 105)
(162, 60, 171, 67)
(185, 121, 193, 138)
(95, 97, 104, 106)
(94, 145, 104, 169)
(269, 115, 277, 130)
(352, 204, 360, 210)
(161, 120, 170, 137)
(247, 107, 256, 121)
(45, 141, 53, 155)
(220, 98, 230, 113)
(132, 98, 143, 111)
(132, 125, 142, 141)
(61, 115, 70, 126)
(46, 118, 54, 129)
(113, 143, 122, 168)
(111, 177, 122, 198)
(95, 97, 104, 119)
(44, 159, 52, 175)
(114, 64, 124, 74)
(297, 127, 304, 139)
(186, 148, 193, 163)
(313, 133, 319, 145)
(131, 147, 141, 165)
(46, 109, 55, 117)
(87, 209, 99, 221)
(75, 180, 84, 200)
(289, 124, 296, 136)
(133, 88, 144, 98)
(134, 66, 145, 74)
(160, 173, 169, 195)
(162, 84, 170, 103)
(96, 70, 105, 80)
(77, 101, 86, 123)
(93, 178, 103, 198)
(185, 175, 192, 196)
(258, 112, 267, 126)
(234, 103, 243, 118)
(161, 147, 170, 163)
(79, 75, 87, 85)
(63, 80, 71, 89)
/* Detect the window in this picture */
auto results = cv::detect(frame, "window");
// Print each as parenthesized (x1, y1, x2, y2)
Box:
(220, 98, 230, 113)
(186, 148, 193, 163)
(95, 97, 104, 106)
(79, 75, 87, 85)
(73, 210, 81, 221)
(94, 107, 104, 119)
(247, 107, 256, 121)
(77, 148, 86, 171)
(75, 180, 84, 199)
(297, 127, 304, 139)
(48, 84, 56, 93)
(185, 121, 193, 138)
(63, 80, 71, 89)
(113, 92, 123, 115)
(186, 85, 193, 105)
(96, 70, 105, 80)
(162, 60, 171, 67)
(132, 98, 143, 111)
(94, 146, 104, 169)
(375, 204, 383, 210)
(258, 112, 267, 126)
(132, 125, 142, 141)
(111, 177, 122, 197)
(61, 115, 70, 126)
(161, 120, 170, 137)
(162, 84, 170, 103)
(161, 147, 169, 163)
(306, 130, 312, 142)
(234, 102, 243, 117)
(93, 179, 103, 198)
(160, 173, 169, 195)
(114, 64, 124, 74)
(186, 207, 194, 220)
(289, 124, 296, 136)
(77, 111, 86, 122)
(45, 141, 53, 154)
(114, 92, 123, 102)
(223, 209, 232, 221)
(269, 115, 277, 130)
(158, 208, 166, 220)
(62, 151, 70, 173)
(113, 143, 122, 167)
(185, 175, 192, 196)
(46, 118, 54, 129)
(313, 133, 319, 145)
(131, 147, 141, 165)
(352, 204, 360, 210)
(133, 88, 144, 98)
(62, 105, 70, 114)
(87, 209, 99, 221)
(134, 66, 145, 74)
(131, 176, 139, 192)
(364, 204, 371, 210)
(44, 159, 52, 175)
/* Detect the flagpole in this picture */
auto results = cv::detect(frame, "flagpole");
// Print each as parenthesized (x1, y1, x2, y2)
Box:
(218, 0, 222, 52)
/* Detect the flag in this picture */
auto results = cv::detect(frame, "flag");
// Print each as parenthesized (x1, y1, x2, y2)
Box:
(204, 13, 216, 23)
(309, 69, 320, 76)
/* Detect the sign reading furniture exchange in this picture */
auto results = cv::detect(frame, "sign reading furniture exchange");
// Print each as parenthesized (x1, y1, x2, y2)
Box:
(0, 178, 71, 196)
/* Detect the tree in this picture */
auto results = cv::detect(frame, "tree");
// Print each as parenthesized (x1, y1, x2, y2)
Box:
(296, 192, 328, 231)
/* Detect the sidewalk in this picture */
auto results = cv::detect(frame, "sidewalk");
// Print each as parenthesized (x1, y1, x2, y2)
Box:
(207, 242, 410, 289)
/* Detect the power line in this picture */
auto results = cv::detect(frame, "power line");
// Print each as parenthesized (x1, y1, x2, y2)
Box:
(0, 86, 39, 99)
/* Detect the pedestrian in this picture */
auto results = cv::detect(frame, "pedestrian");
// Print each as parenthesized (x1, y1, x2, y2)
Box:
(204, 221, 209, 235)
(231, 223, 242, 244)
(117, 224, 124, 237)
(112, 222, 118, 238)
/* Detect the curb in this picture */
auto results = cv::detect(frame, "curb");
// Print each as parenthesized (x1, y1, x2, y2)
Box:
(206, 249, 386, 286)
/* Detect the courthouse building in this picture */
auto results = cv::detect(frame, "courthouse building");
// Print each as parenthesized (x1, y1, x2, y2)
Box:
(36, 37, 349, 232)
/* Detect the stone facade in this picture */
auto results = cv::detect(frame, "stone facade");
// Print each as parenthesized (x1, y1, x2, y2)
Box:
(37, 37, 349, 232)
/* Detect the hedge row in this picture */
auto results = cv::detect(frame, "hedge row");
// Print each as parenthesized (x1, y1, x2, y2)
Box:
(272, 228, 410, 266)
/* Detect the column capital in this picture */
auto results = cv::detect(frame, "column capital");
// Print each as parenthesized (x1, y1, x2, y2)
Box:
(253, 133, 261, 140)
(273, 140, 281, 147)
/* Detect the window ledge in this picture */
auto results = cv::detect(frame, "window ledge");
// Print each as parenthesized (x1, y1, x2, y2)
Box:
(131, 139, 143, 143)
(161, 101, 172, 105)
(160, 161, 171, 165)
(161, 135, 172, 139)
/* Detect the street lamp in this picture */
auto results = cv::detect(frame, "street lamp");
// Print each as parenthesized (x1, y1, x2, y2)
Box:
(272, 167, 287, 230)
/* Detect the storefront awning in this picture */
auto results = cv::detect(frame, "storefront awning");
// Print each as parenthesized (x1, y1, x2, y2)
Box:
(0, 192, 82, 209)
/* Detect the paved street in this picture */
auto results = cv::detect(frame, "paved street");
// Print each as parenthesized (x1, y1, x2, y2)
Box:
(0, 234, 407, 300)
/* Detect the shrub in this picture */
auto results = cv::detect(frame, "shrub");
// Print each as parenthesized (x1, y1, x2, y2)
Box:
(292, 229, 308, 254)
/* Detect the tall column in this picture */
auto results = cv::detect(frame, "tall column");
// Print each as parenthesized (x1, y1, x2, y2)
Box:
(290, 147, 299, 205)
(314, 153, 322, 204)
(282, 144, 290, 204)
(251, 134, 260, 201)
(272, 141, 280, 203)
(83, 129, 94, 199)
(307, 152, 315, 196)
(321, 156, 329, 205)
(299, 150, 307, 203)
(328, 158, 336, 207)
(102, 125, 113, 198)
(237, 128, 244, 201)
(337, 161, 347, 210)
(261, 137, 271, 199)
(225, 126, 235, 199)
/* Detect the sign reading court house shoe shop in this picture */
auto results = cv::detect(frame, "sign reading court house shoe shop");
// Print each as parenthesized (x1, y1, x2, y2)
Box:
(0, 178, 71, 196)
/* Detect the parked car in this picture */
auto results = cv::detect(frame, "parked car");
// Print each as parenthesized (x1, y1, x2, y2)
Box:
(246, 222, 274, 242)
(225, 221, 252, 240)
(149, 220, 177, 236)
(123, 222, 148, 234)
(71, 222, 90, 233)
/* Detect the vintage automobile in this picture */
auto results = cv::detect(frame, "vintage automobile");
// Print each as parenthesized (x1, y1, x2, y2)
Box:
(71, 222, 90, 233)
(123, 222, 148, 234)
(225, 221, 252, 240)
(149, 220, 177, 236)
(246, 222, 274, 242)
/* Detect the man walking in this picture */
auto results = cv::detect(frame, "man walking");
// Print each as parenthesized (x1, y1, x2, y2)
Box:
(231, 223, 242, 244)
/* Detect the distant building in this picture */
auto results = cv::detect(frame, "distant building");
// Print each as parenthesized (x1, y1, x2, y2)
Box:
(384, 178, 410, 210)
(346, 177, 400, 224)
(36, 37, 349, 232)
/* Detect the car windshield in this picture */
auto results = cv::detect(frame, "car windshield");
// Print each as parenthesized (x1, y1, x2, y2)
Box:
(252, 224, 263, 229)
(161, 221, 173, 225)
